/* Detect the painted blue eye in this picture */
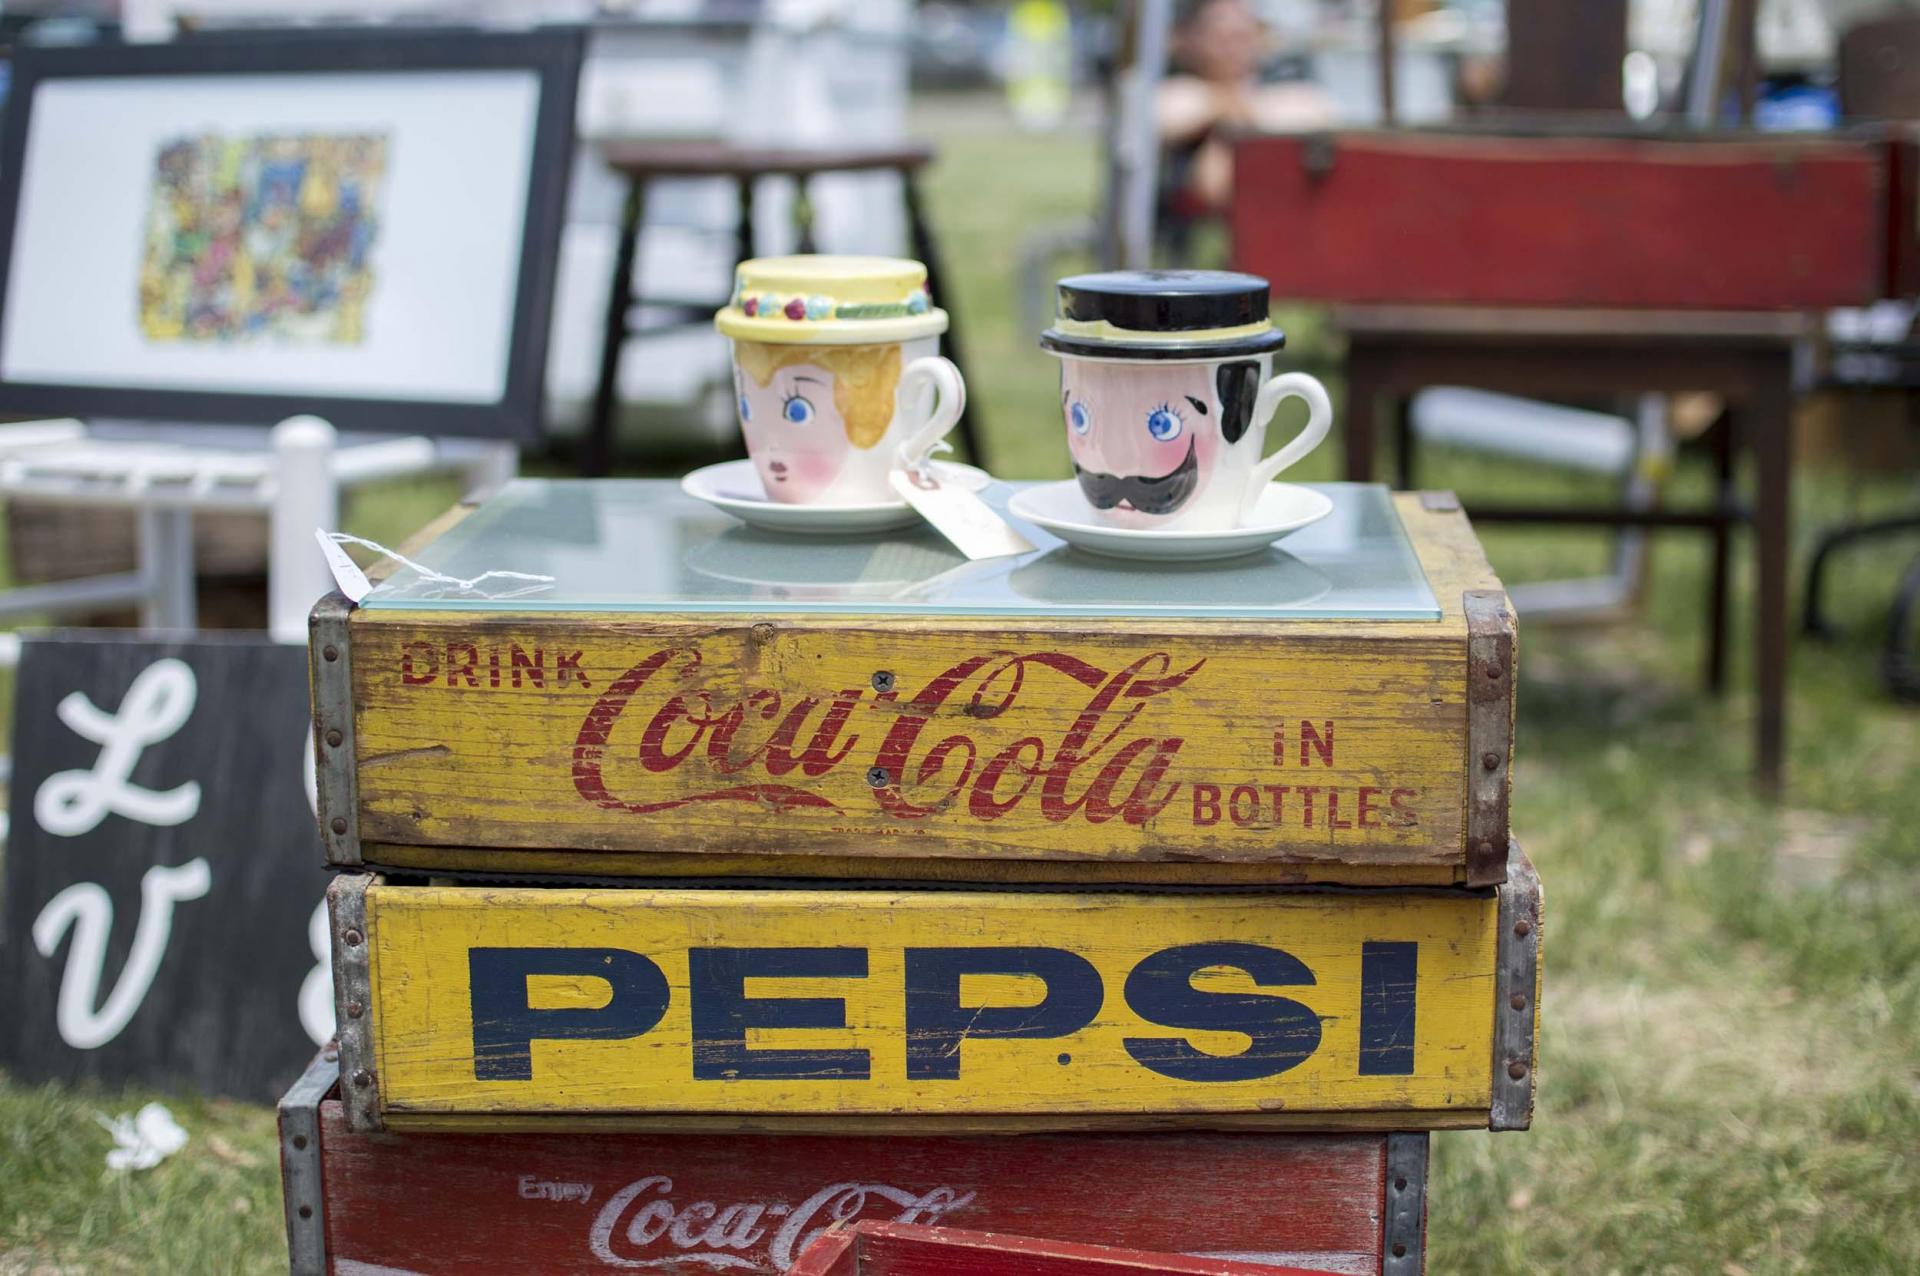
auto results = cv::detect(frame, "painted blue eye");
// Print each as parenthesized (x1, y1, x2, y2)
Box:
(1146, 407, 1182, 442)
(738, 394, 752, 422)
(782, 396, 815, 425)
(1069, 401, 1090, 434)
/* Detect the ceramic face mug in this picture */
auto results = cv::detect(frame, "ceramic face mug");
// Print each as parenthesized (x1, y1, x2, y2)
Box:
(715, 255, 965, 505)
(1039, 270, 1332, 532)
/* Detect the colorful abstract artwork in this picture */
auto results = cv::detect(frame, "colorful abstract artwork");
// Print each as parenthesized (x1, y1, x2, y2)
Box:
(137, 132, 388, 344)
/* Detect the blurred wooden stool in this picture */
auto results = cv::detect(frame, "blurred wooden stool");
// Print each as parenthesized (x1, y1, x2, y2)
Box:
(585, 140, 980, 475)
(1340, 304, 1813, 794)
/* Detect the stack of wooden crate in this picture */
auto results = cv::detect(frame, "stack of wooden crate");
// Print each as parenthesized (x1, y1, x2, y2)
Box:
(280, 481, 1540, 1276)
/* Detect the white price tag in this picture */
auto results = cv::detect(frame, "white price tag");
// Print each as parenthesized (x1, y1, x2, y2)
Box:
(889, 468, 1035, 561)
(314, 529, 373, 603)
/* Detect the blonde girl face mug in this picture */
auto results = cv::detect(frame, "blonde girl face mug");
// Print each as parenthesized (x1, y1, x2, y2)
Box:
(1039, 270, 1332, 532)
(715, 256, 965, 506)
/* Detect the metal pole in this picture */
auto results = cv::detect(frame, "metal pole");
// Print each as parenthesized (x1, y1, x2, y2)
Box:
(1114, 0, 1173, 269)
(136, 508, 196, 631)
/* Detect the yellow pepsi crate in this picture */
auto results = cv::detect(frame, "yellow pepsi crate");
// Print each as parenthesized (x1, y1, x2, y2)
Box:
(325, 839, 1540, 1133)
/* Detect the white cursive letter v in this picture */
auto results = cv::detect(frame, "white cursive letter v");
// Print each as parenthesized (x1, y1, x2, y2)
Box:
(32, 859, 213, 1049)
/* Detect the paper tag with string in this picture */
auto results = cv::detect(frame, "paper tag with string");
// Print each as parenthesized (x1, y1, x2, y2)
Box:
(889, 463, 1034, 561)
(315, 529, 555, 603)
(314, 528, 373, 602)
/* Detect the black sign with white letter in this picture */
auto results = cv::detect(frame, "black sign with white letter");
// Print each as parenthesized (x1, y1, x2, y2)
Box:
(0, 634, 332, 1100)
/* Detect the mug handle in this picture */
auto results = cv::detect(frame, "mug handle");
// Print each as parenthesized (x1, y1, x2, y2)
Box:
(895, 356, 967, 473)
(1246, 372, 1334, 496)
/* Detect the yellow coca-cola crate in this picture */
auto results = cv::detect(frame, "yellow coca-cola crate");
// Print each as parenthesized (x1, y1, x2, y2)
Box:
(311, 480, 1512, 886)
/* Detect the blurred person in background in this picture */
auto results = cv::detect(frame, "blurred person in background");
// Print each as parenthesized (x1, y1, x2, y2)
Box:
(1157, 0, 1338, 218)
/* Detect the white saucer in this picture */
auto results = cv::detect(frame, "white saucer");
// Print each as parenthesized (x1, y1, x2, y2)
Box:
(681, 459, 992, 534)
(1007, 481, 1334, 562)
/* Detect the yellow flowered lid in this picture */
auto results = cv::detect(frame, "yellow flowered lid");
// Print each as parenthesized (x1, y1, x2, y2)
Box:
(714, 255, 948, 345)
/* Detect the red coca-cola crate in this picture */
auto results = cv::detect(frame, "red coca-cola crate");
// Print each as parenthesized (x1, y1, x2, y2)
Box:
(1232, 129, 1896, 311)
(791, 1221, 1337, 1275)
(278, 1052, 1430, 1275)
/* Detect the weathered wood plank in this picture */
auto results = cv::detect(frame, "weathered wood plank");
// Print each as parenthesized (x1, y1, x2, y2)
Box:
(789, 1221, 1335, 1275)
(347, 876, 1508, 1129)
(332, 496, 1510, 884)
(1233, 131, 1889, 310)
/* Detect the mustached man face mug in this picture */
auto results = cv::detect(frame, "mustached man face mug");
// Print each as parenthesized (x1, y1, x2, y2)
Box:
(1038, 270, 1332, 532)
(714, 255, 965, 506)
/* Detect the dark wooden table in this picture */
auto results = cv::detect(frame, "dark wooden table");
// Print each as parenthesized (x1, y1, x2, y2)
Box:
(1339, 304, 1815, 794)
(586, 140, 978, 475)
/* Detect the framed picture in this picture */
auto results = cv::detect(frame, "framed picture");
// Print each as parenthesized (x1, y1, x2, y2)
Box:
(0, 27, 583, 441)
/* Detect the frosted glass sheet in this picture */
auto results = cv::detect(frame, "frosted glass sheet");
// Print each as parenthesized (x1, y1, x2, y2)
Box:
(362, 480, 1440, 621)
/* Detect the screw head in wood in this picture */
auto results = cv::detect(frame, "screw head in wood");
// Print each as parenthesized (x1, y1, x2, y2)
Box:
(325, 729, 343, 748)
(352, 1069, 374, 1088)
(870, 670, 895, 692)
(866, 766, 891, 788)
(330, 817, 348, 835)
(1514, 918, 1533, 938)
(344, 928, 363, 947)
(322, 645, 338, 662)
(1507, 1061, 1528, 1080)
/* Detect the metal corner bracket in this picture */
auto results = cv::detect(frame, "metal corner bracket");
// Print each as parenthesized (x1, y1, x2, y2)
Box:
(1490, 839, 1543, 1131)
(310, 591, 362, 869)
(328, 873, 382, 1133)
(1382, 1132, 1429, 1275)
(278, 1047, 338, 1275)
(1463, 588, 1514, 887)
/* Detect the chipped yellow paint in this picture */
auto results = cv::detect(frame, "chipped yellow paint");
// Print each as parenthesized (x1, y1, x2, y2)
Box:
(363, 883, 1501, 1128)
(340, 495, 1508, 882)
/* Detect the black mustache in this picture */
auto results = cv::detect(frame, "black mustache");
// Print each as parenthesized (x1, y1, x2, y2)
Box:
(1073, 438, 1199, 515)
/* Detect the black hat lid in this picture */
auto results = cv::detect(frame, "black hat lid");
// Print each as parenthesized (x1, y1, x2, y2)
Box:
(1040, 269, 1286, 360)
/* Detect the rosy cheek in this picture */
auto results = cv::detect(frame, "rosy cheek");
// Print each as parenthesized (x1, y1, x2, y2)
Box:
(792, 450, 842, 489)
(1190, 428, 1219, 467)
(1148, 432, 1192, 464)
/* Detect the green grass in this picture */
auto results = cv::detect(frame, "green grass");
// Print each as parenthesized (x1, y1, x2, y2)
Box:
(6, 121, 1920, 1274)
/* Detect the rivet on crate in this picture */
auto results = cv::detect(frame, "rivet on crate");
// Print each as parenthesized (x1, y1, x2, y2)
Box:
(1482, 751, 1500, 770)
(322, 645, 338, 662)
(1513, 918, 1533, 938)
(325, 729, 343, 748)
(343, 929, 363, 947)
(1510, 993, 1528, 1011)
(1507, 1061, 1529, 1080)
(352, 1069, 374, 1088)
(330, 817, 348, 835)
